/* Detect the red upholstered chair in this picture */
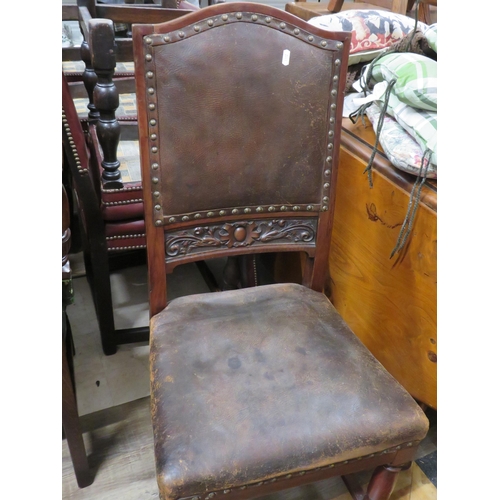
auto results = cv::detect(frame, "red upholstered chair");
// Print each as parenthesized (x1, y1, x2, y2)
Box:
(63, 1, 212, 355)
(131, 4, 429, 499)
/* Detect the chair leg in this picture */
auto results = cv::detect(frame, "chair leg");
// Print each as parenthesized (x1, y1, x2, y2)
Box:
(83, 246, 118, 355)
(62, 318, 93, 488)
(365, 463, 411, 500)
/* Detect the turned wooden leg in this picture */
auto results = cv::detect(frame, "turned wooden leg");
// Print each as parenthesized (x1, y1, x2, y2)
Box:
(365, 463, 411, 500)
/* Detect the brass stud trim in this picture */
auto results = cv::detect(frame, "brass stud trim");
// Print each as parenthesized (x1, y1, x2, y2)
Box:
(151, 146, 158, 153)
(146, 71, 153, 78)
(152, 163, 159, 170)
(151, 133, 157, 140)
(321, 40, 327, 47)
(154, 191, 160, 197)
(236, 12, 242, 19)
(294, 28, 300, 35)
(152, 177, 159, 184)
(256, 207, 263, 212)
(307, 205, 313, 211)
(327, 143, 333, 150)
(308, 35, 313, 42)
(146, 54, 152, 61)
(335, 59, 341, 65)
(219, 210, 226, 216)
(149, 103, 156, 110)
(163, 35, 170, 42)
(155, 204, 161, 211)
(337, 42, 343, 49)
(182, 216, 189, 221)
(251, 14, 258, 21)
(333, 75, 338, 82)
(265, 16, 271, 23)
(148, 88, 155, 95)
(194, 213, 201, 219)
(207, 19, 214, 27)
(155, 220, 162, 226)
(325, 170, 331, 176)
(222, 14, 229, 21)
(145, 37, 152, 44)
(232, 209, 239, 214)
(194, 25, 200, 32)
(150, 119, 157, 126)
(244, 208, 251, 213)
(207, 211, 214, 217)
(268, 206, 276, 212)
(178, 31, 185, 38)
(280, 22, 286, 29)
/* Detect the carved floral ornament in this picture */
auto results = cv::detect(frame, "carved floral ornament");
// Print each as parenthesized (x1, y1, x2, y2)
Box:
(165, 219, 317, 258)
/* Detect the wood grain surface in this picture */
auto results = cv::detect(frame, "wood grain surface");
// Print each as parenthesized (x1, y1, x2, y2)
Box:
(326, 133, 437, 409)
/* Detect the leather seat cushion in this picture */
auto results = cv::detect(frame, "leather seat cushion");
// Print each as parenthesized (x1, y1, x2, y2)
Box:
(150, 283, 429, 499)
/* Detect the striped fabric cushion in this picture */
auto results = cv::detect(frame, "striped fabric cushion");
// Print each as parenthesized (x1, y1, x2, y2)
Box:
(365, 101, 437, 178)
(371, 53, 437, 111)
(385, 91, 437, 165)
(425, 24, 437, 53)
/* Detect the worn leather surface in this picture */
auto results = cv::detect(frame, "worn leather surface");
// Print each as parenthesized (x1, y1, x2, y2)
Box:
(152, 23, 333, 217)
(150, 283, 429, 499)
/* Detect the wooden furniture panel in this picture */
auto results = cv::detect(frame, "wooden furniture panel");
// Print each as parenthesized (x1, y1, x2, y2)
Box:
(325, 118, 437, 409)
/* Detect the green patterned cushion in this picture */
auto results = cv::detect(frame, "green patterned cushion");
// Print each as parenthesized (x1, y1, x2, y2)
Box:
(424, 24, 437, 53)
(371, 52, 437, 112)
(385, 91, 437, 165)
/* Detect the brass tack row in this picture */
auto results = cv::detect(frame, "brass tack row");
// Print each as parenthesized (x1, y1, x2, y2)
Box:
(162, 204, 319, 225)
(179, 441, 418, 500)
(106, 234, 146, 240)
(144, 14, 345, 50)
(107, 245, 146, 251)
(102, 198, 143, 206)
(62, 110, 87, 176)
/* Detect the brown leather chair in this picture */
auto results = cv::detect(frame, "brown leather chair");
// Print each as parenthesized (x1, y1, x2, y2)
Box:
(131, 3, 429, 499)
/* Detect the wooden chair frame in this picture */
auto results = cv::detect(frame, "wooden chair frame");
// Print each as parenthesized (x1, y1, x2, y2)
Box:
(131, 5, 428, 499)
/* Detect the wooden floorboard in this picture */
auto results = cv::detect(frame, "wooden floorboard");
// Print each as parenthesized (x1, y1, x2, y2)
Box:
(63, 397, 436, 499)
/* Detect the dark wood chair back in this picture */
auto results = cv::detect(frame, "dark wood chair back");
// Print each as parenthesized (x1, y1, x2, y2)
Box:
(132, 3, 351, 316)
